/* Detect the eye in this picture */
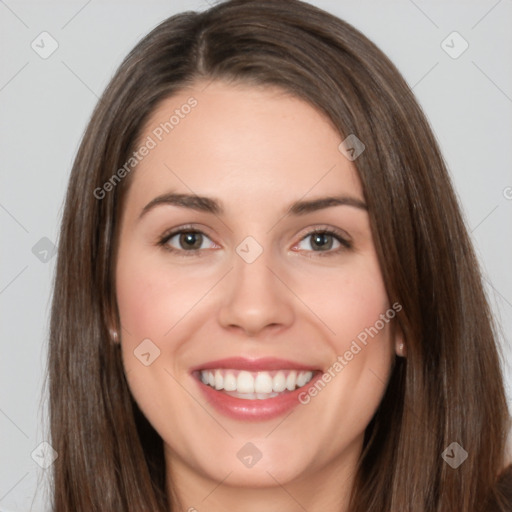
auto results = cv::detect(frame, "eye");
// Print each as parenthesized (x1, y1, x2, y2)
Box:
(159, 227, 217, 253)
(294, 228, 351, 255)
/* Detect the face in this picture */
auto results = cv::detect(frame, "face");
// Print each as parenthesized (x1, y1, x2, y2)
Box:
(115, 80, 401, 502)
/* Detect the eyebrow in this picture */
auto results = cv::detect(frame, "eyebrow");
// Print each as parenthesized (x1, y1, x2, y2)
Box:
(138, 192, 367, 219)
(139, 193, 222, 218)
(287, 196, 367, 215)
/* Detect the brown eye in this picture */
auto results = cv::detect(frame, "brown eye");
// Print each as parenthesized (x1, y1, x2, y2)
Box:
(160, 229, 216, 253)
(296, 229, 350, 254)
(310, 232, 335, 251)
(177, 232, 204, 250)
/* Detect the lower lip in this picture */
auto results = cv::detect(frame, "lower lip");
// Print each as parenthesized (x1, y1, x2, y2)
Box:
(194, 372, 322, 421)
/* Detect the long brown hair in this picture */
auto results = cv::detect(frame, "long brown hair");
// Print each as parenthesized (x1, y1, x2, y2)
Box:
(47, 0, 511, 510)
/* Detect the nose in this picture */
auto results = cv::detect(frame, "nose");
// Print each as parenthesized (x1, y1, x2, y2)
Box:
(217, 249, 295, 337)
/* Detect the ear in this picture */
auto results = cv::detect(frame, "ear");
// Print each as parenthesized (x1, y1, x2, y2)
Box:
(105, 304, 120, 345)
(394, 328, 406, 358)
(109, 328, 119, 344)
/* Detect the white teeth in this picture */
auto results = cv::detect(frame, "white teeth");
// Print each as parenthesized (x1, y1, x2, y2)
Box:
(199, 368, 314, 397)
(237, 371, 254, 393)
(297, 371, 313, 387)
(273, 371, 287, 392)
(286, 371, 297, 391)
(224, 391, 280, 400)
(223, 372, 237, 391)
(214, 370, 223, 390)
(254, 372, 273, 394)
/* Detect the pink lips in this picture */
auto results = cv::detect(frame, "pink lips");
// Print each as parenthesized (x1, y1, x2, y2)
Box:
(191, 357, 322, 421)
(190, 356, 318, 373)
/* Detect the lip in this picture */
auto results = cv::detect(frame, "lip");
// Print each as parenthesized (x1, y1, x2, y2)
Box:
(191, 357, 322, 421)
(190, 357, 319, 373)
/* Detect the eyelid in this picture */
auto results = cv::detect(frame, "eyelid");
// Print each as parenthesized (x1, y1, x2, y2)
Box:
(295, 224, 352, 245)
(291, 225, 352, 256)
(157, 224, 218, 256)
(157, 223, 352, 256)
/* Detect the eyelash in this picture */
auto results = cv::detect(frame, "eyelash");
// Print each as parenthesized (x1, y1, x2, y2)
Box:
(157, 224, 352, 258)
(294, 227, 352, 257)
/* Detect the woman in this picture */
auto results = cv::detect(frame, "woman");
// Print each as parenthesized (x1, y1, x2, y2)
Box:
(48, 0, 512, 510)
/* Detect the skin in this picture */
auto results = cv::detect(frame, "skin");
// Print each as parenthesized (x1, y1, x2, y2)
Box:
(115, 80, 403, 512)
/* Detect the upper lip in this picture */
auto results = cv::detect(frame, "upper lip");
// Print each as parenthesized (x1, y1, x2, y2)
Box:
(190, 357, 320, 372)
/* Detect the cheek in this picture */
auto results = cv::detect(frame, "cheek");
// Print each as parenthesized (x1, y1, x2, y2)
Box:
(295, 284, 394, 464)
(115, 250, 214, 342)
(302, 255, 395, 409)
(114, 250, 200, 422)
(302, 256, 392, 352)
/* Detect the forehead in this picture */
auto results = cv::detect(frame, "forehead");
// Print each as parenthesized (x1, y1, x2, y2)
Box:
(125, 80, 363, 213)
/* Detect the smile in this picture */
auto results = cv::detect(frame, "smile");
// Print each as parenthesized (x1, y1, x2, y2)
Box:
(191, 358, 322, 421)
(199, 369, 315, 399)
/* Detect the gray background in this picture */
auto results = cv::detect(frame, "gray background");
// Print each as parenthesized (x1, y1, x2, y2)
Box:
(1, 0, 511, 510)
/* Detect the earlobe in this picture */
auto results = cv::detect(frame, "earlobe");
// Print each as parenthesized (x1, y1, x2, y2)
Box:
(393, 320, 406, 357)
(109, 328, 119, 344)
(396, 339, 406, 358)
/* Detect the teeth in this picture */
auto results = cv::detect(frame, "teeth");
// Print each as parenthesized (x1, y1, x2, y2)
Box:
(254, 372, 273, 393)
(273, 371, 287, 392)
(237, 371, 254, 393)
(297, 371, 309, 387)
(223, 372, 237, 391)
(214, 370, 223, 390)
(286, 371, 297, 391)
(228, 391, 281, 400)
(199, 368, 314, 396)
